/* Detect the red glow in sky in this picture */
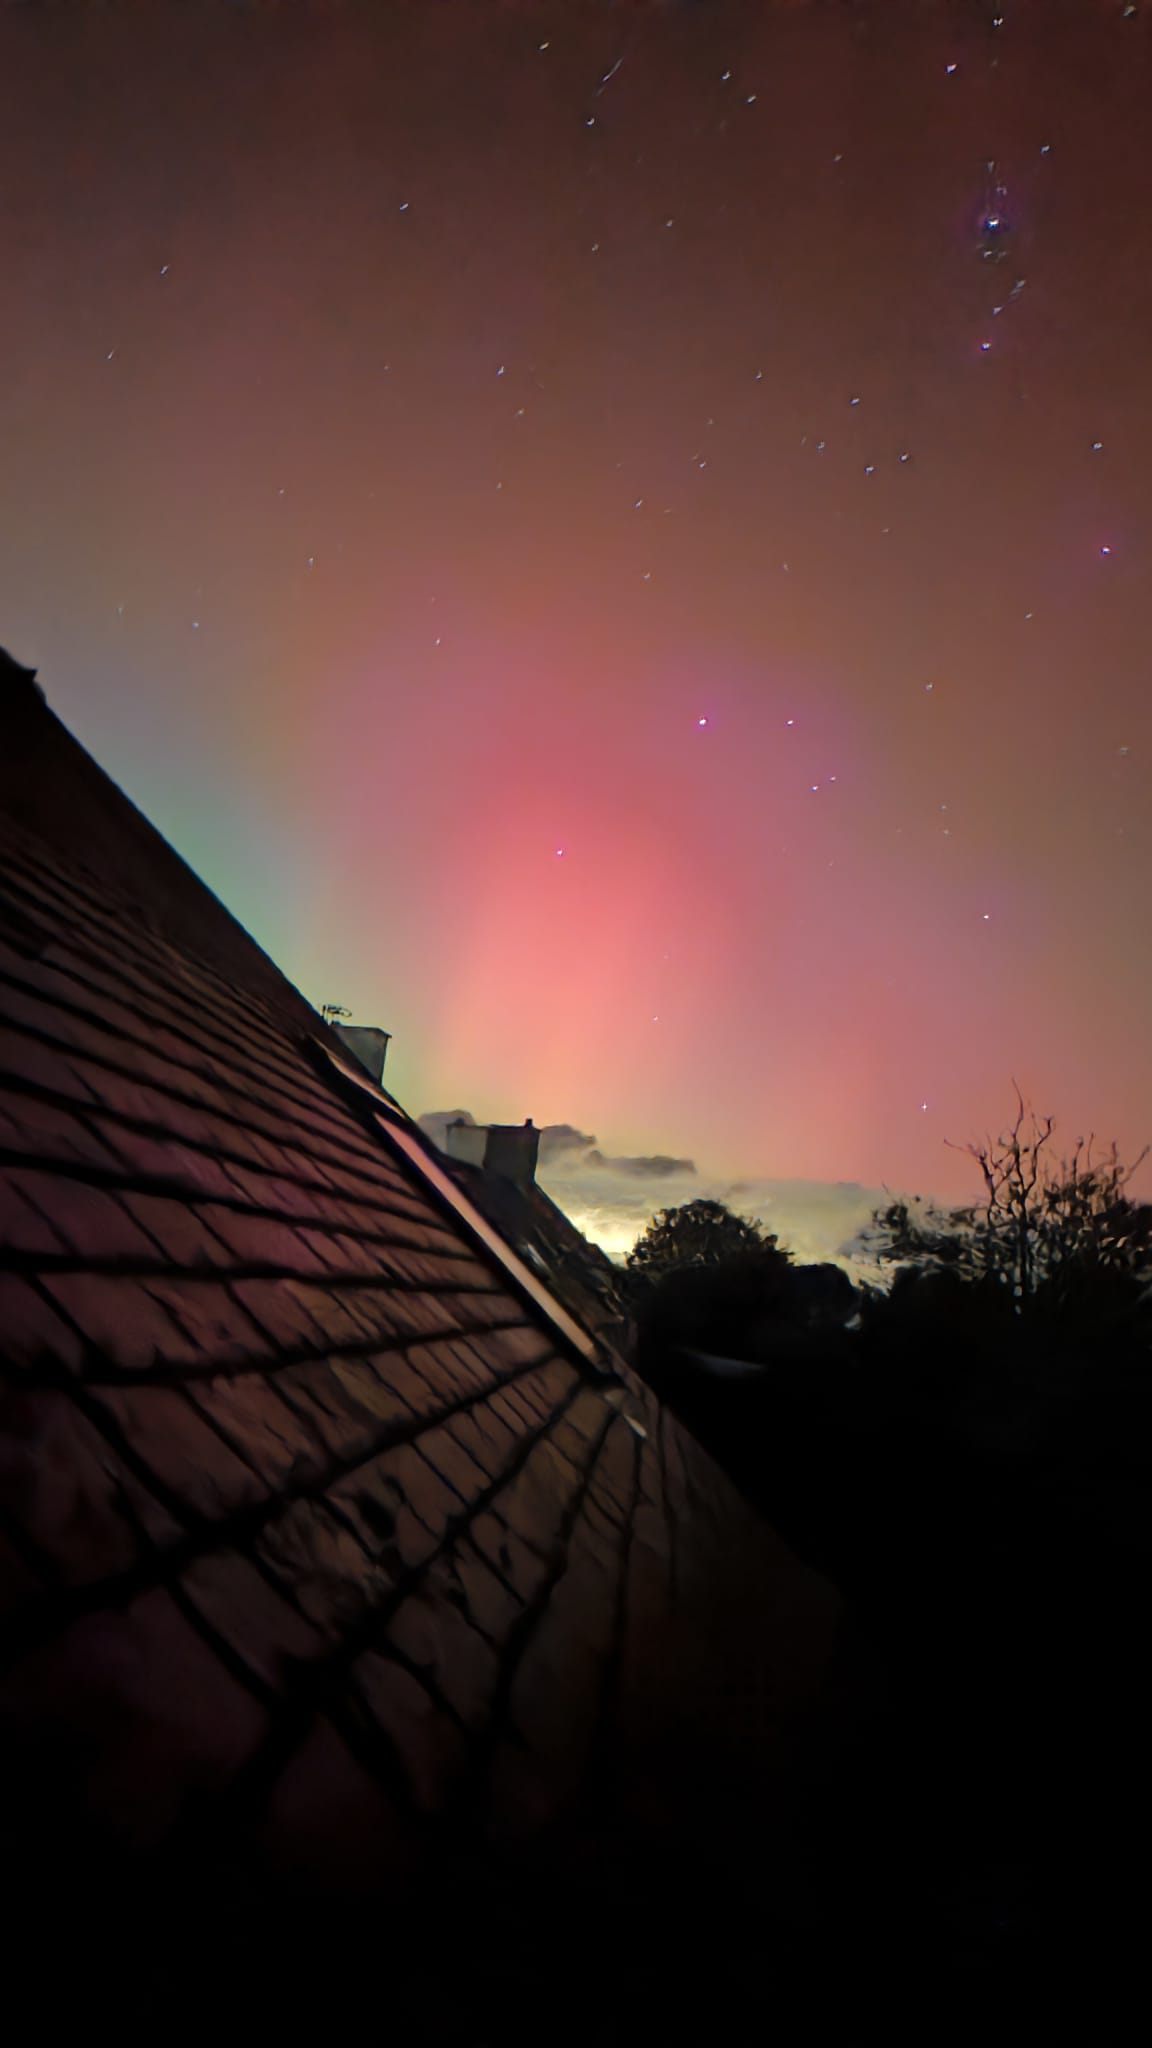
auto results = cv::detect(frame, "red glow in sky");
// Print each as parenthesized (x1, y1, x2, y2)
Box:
(2, 1, 1149, 1225)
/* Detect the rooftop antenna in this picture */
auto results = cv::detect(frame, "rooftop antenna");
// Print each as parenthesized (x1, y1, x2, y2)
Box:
(320, 1002, 352, 1029)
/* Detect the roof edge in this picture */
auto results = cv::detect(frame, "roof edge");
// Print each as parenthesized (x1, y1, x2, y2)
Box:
(0, 646, 325, 1034)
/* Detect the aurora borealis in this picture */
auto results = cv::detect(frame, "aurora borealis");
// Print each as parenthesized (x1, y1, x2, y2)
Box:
(2, 1, 1149, 1260)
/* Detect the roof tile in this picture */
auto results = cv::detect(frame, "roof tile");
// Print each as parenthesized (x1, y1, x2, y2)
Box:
(119, 1195, 236, 1270)
(0, 1172, 69, 1255)
(443, 1536, 523, 1643)
(258, 1712, 415, 1886)
(92, 1382, 270, 1522)
(8, 1170, 166, 1263)
(0, 1384, 181, 1597)
(347, 1649, 470, 1814)
(0, 1272, 88, 1374)
(39, 1272, 211, 1374)
(185, 1373, 328, 1492)
(178, 1549, 327, 1694)
(387, 1582, 502, 1732)
(0, 1086, 125, 1171)
(330, 1352, 431, 1429)
(0, 1023, 102, 1103)
(0, 1588, 270, 1848)
(254, 1495, 393, 1641)
(328, 1441, 458, 1564)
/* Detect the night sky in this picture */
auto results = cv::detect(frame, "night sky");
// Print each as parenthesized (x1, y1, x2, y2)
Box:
(3, 1, 1150, 1261)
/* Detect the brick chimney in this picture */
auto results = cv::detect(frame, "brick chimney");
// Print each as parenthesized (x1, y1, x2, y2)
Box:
(483, 1118, 540, 1190)
(442, 1117, 540, 1190)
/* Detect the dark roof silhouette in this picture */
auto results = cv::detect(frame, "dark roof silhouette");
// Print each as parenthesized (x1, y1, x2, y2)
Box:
(0, 648, 852, 2037)
(427, 1134, 631, 1345)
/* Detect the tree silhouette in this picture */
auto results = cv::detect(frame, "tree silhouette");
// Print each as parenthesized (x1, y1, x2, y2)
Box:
(867, 1088, 1152, 1324)
(626, 1197, 790, 1280)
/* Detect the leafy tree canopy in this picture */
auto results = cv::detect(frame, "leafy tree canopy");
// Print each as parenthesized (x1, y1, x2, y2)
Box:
(626, 1198, 791, 1280)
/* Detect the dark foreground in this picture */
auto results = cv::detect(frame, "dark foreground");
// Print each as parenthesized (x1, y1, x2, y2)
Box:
(637, 1335, 1152, 2042)
(11, 1349, 1148, 2046)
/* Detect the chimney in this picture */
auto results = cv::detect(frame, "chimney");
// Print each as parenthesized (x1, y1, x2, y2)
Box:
(483, 1118, 540, 1190)
(333, 1023, 391, 1085)
(443, 1117, 488, 1169)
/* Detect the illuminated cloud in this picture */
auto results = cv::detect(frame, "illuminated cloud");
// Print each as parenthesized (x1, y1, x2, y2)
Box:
(419, 1110, 886, 1274)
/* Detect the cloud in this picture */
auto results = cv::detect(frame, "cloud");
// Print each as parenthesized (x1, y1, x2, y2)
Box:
(418, 1108, 886, 1275)
(535, 1123, 695, 1177)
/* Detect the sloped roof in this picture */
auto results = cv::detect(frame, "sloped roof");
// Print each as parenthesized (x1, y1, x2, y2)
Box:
(428, 1138, 630, 1344)
(0, 650, 851, 2031)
